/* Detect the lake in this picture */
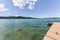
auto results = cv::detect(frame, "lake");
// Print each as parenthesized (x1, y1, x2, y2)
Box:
(0, 18, 60, 40)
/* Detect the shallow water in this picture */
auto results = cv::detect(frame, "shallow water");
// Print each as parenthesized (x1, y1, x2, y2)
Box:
(0, 19, 60, 40)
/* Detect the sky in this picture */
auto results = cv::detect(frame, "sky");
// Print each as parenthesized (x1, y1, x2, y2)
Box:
(0, 0, 60, 18)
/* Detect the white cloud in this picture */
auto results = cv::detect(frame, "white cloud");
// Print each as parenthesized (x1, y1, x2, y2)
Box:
(12, 0, 37, 9)
(14, 15, 19, 17)
(0, 4, 9, 12)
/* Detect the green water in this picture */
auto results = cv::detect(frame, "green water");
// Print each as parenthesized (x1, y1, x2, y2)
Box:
(0, 18, 60, 40)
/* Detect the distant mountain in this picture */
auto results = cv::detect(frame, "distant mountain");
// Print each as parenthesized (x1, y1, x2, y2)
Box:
(0, 16, 36, 19)
(45, 17, 60, 19)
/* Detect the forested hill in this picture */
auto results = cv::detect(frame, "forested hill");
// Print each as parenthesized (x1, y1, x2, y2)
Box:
(0, 16, 36, 19)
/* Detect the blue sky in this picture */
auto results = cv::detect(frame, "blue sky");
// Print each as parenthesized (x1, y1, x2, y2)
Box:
(0, 0, 60, 18)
